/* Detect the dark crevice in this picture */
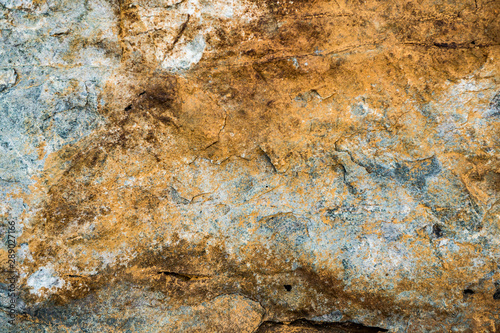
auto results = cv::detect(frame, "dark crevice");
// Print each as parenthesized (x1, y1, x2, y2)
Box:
(157, 271, 209, 281)
(65, 273, 99, 278)
(258, 146, 277, 173)
(404, 41, 500, 49)
(255, 319, 388, 332)
(333, 144, 369, 174)
(432, 41, 499, 49)
(336, 163, 356, 195)
(284, 284, 292, 291)
(167, 14, 190, 54)
(433, 42, 459, 49)
(0, 177, 20, 183)
(202, 139, 219, 151)
(432, 224, 443, 238)
(463, 288, 474, 296)
(493, 290, 500, 300)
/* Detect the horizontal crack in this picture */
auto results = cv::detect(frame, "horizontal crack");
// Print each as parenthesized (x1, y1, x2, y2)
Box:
(256, 319, 388, 332)
(157, 271, 210, 281)
(403, 41, 500, 49)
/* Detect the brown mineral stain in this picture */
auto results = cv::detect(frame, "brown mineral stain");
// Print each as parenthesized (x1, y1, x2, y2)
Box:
(12, 0, 500, 331)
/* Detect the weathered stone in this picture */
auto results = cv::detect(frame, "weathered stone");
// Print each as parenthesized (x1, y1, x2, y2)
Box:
(0, 0, 499, 332)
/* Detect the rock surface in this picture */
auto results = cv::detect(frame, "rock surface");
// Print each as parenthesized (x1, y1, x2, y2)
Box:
(1, 0, 500, 332)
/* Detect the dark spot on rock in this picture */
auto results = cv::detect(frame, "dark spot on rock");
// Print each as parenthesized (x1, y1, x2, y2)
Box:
(144, 131, 156, 143)
(243, 49, 257, 56)
(434, 20, 445, 27)
(433, 42, 457, 49)
(432, 224, 443, 238)
(493, 290, 500, 300)
(146, 87, 175, 104)
(284, 285, 292, 291)
(124, 104, 132, 111)
(139, 91, 146, 96)
(463, 289, 474, 295)
(342, 258, 354, 272)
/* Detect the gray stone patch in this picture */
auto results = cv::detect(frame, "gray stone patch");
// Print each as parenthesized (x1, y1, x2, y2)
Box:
(310, 310, 343, 322)
(394, 156, 441, 189)
(0, 69, 17, 92)
(258, 213, 310, 247)
(484, 91, 500, 118)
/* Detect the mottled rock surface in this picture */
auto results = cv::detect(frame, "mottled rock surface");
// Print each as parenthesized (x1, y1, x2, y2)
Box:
(1, 0, 500, 332)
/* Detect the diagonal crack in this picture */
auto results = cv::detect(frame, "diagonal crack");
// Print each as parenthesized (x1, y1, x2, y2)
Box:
(161, 14, 191, 64)
(157, 271, 210, 281)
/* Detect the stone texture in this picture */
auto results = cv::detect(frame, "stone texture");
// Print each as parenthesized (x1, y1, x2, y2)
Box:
(1, 0, 500, 332)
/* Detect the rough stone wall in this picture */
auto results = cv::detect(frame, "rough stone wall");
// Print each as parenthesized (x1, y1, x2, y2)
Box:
(0, 0, 499, 332)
